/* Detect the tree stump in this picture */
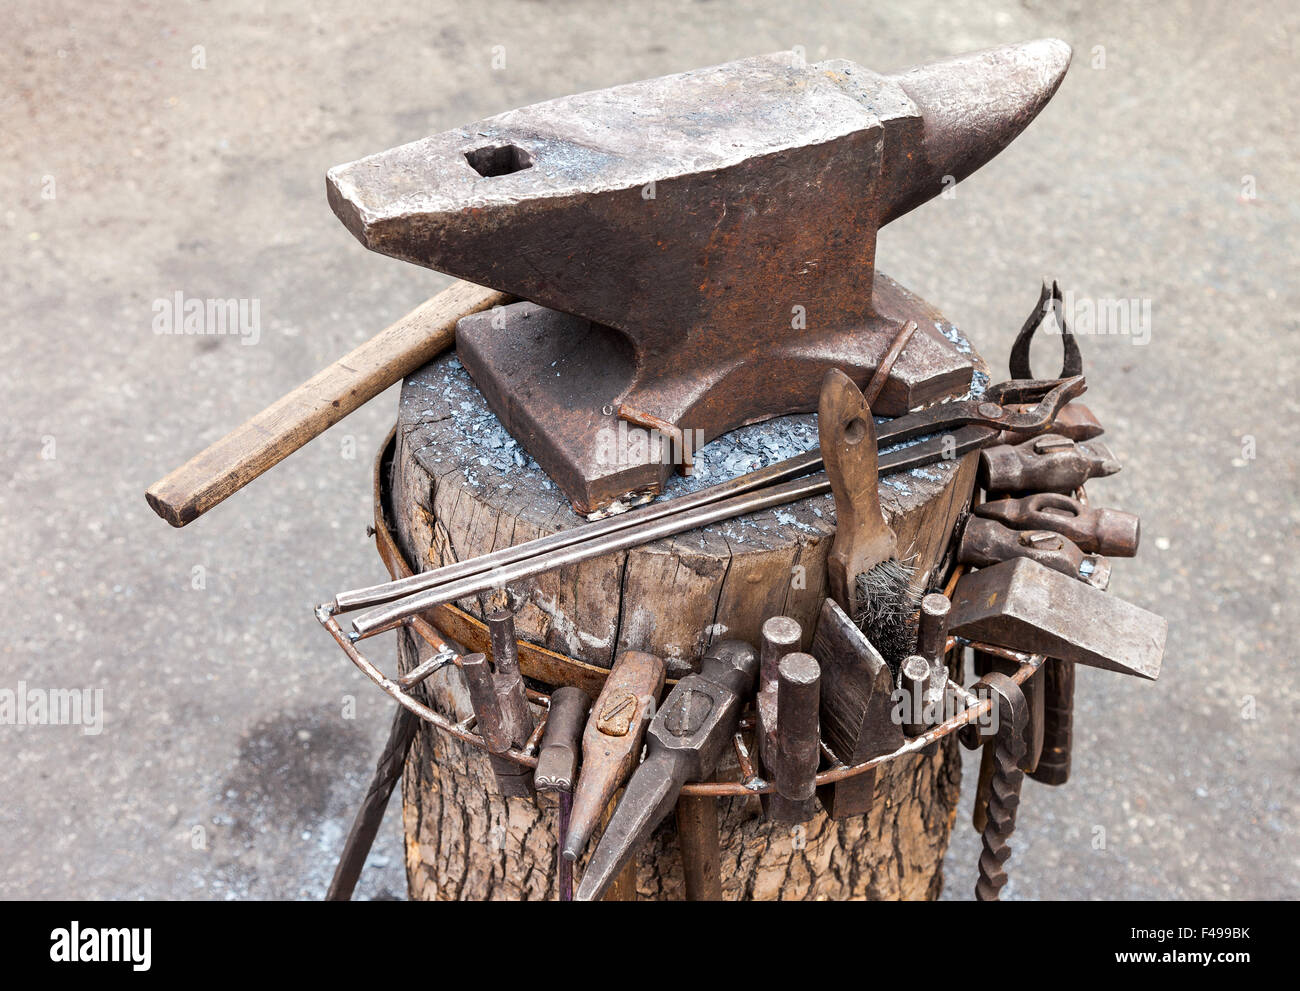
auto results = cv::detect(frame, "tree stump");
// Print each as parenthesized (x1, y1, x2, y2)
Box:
(388, 349, 981, 901)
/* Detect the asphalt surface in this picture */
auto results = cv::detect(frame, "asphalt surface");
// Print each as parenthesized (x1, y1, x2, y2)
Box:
(2, 0, 1295, 900)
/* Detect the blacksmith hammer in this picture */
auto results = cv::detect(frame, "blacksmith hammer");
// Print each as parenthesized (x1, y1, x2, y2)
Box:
(979, 434, 1121, 495)
(328, 41, 1072, 514)
(957, 516, 1112, 590)
(948, 558, 1166, 680)
(974, 493, 1140, 557)
(563, 650, 666, 864)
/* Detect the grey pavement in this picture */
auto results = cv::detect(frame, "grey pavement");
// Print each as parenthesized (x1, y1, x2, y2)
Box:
(2, 0, 1295, 900)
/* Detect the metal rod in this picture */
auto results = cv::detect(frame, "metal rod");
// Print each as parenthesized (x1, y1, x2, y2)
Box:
(396, 651, 455, 689)
(334, 449, 819, 613)
(863, 320, 919, 406)
(325, 703, 421, 901)
(347, 428, 994, 638)
(732, 732, 764, 790)
(331, 390, 1045, 617)
(522, 711, 549, 757)
(315, 606, 539, 767)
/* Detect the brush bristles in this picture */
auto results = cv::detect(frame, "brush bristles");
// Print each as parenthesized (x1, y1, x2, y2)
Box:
(853, 557, 923, 673)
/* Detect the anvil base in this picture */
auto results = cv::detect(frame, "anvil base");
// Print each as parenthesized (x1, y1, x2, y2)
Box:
(456, 272, 975, 515)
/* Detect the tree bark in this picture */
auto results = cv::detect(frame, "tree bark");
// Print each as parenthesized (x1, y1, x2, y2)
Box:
(390, 351, 979, 900)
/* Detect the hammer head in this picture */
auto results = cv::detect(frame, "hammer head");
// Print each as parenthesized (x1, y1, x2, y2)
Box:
(328, 42, 1071, 512)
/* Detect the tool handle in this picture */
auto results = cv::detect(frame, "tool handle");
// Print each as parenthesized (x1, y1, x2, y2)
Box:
(818, 369, 895, 611)
(1030, 657, 1074, 785)
(145, 281, 508, 526)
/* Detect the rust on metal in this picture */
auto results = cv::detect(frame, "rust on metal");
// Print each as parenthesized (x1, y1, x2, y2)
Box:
(996, 402, 1103, 445)
(459, 654, 510, 754)
(979, 433, 1120, 494)
(948, 557, 1166, 680)
(461, 652, 534, 797)
(1030, 658, 1075, 786)
(328, 43, 1071, 512)
(755, 616, 803, 782)
(958, 516, 1111, 589)
(974, 672, 1029, 902)
(975, 493, 1139, 557)
(1009, 278, 1082, 382)
(863, 320, 920, 406)
(487, 609, 535, 769)
(732, 732, 763, 791)
(617, 402, 693, 476)
(761, 652, 822, 824)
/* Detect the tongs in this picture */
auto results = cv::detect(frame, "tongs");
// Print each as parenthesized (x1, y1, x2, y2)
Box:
(328, 376, 1086, 639)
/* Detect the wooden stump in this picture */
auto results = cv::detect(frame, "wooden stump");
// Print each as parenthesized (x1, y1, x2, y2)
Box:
(390, 351, 980, 900)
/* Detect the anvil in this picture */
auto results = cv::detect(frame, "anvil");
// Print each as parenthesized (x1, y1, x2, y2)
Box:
(328, 40, 1071, 513)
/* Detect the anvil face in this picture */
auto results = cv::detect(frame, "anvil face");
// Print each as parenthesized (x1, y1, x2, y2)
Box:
(328, 41, 1071, 512)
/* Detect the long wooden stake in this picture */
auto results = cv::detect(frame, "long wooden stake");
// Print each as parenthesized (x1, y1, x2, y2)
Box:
(146, 281, 508, 526)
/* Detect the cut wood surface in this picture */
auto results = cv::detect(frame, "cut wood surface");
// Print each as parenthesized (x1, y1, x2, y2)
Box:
(391, 347, 984, 900)
(145, 280, 508, 526)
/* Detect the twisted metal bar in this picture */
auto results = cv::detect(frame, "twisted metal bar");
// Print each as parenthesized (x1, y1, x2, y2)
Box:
(975, 674, 1029, 902)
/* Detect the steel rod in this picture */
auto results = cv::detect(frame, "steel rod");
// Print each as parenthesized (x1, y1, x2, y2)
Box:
(331, 396, 1023, 616)
(347, 427, 994, 638)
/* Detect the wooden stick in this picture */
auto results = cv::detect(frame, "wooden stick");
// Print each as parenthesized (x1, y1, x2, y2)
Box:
(325, 702, 420, 901)
(145, 281, 509, 526)
(675, 793, 723, 901)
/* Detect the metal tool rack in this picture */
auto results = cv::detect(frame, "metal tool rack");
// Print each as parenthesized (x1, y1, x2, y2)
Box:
(317, 428, 1051, 800)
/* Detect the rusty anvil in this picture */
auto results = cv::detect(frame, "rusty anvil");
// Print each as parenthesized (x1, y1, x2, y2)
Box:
(327, 41, 1071, 514)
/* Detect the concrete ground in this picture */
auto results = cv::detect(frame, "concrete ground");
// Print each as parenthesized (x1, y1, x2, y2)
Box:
(2, 0, 1295, 900)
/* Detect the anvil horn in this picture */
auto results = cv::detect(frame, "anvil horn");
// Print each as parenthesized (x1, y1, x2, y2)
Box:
(880, 38, 1072, 223)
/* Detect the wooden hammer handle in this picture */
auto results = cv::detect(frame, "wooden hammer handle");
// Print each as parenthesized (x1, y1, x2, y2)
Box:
(145, 281, 508, 527)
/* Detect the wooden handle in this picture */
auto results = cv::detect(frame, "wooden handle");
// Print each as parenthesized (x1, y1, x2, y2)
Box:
(818, 368, 895, 611)
(146, 281, 509, 526)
